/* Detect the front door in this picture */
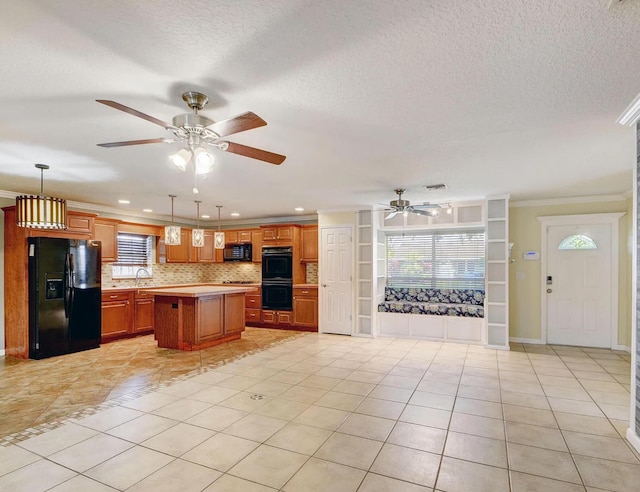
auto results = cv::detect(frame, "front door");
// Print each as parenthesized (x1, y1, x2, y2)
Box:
(320, 226, 353, 335)
(545, 222, 614, 347)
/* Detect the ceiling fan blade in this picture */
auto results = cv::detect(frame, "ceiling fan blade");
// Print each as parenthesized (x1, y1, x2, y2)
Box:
(409, 207, 434, 216)
(412, 203, 442, 210)
(97, 138, 168, 148)
(385, 211, 398, 220)
(209, 112, 267, 137)
(96, 100, 178, 130)
(223, 142, 286, 165)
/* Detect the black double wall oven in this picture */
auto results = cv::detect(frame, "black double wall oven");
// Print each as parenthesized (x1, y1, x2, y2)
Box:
(262, 246, 293, 310)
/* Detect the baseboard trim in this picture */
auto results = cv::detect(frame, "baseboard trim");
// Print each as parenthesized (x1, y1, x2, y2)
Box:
(509, 337, 544, 344)
(0, 349, 5, 357)
(612, 345, 631, 353)
(626, 428, 640, 454)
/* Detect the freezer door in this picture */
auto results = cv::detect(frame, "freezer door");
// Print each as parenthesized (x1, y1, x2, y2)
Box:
(28, 237, 69, 359)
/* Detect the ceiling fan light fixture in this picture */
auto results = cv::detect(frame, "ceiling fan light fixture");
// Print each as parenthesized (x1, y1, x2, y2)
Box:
(194, 147, 215, 175)
(16, 164, 67, 230)
(170, 148, 191, 171)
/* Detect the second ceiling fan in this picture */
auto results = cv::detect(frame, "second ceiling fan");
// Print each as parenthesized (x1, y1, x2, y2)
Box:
(96, 91, 286, 168)
(383, 189, 441, 219)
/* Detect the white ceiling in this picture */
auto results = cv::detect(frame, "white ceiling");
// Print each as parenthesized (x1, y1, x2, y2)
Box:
(1, 0, 639, 223)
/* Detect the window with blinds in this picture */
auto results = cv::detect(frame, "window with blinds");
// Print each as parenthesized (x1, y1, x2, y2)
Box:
(116, 233, 152, 265)
(386, 229, 485, 289)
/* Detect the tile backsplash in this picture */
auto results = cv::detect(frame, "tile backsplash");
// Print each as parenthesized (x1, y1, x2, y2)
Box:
(102, 262, 318, 287)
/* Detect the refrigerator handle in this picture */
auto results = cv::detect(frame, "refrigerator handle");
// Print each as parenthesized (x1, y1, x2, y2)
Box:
(64, 253, 71, 319)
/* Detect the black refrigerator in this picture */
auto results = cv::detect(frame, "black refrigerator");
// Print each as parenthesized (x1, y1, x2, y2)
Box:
(28, 237, 102, 360)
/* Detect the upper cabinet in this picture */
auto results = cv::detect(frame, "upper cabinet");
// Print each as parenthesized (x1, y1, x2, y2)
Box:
(252, 229, 263, 262)
(262, 225, 296, 246)
(225, 229, 252, 244)
(301, 226, 318, 262)
(94, 218, 121, 263)
(163, 228, 223, 263)
(66, 211, 95, 235)
(196, 230, 223, 263)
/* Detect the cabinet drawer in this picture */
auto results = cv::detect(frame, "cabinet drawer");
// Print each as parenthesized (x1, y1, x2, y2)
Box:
(102, 291, 132, 302)
(245, 308, 262, 323)
(293, 287, 318, 298)
(245, 294, 262, 309)
(135, 290, 155, 299)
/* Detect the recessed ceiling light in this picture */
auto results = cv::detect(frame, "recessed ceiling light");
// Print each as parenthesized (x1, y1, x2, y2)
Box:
(231, 212, 240, 217)
(201, 215, 210, 219)
(143, 208, 152, 213)
(294, 207, 304, 212)
(118, 199, 130, 204)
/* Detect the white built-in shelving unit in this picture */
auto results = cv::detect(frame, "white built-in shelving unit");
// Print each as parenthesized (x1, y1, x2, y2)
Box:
(356, 210, 374, 336)
(485, 195, 510, 349)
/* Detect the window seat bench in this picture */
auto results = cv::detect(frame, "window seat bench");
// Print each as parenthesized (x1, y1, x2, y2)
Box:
(377, 288, 485, 343)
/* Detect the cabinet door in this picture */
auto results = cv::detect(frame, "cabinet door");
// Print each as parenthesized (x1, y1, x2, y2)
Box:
(224, 293, 245, 334)
(293, 297, 318, 327)
(196, 296, 224, 342)
(197, 230, 216, 263)
(67, 212, 95, 234)
(277, 227, 293, 241)
(301, 227, 318, 262)
(134, 298, 154, 332)
(252, 230, 263, 262)
(246, 308, 262, 324)
(238, 230, 252, 243)
(225, 231, 239, 244)
(262, 228, 277, 241)
(262, 310, 276, 323)
(166, 229, 190, 262)
(277, 311, 293, 325)
(94, 220, 118, 263)
(102, 300, 131, 339)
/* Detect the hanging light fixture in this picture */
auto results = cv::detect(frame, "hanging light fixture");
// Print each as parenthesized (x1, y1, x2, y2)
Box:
(214, 205, 225, 249)
(169, 143, 215, 195)
(16, 164, 67, 229)
(192, 200, 205, 247)
(164, 195, 181, 245)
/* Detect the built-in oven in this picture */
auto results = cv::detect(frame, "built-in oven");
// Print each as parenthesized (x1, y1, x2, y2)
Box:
(262, 281, 293, 310)
(262, 246, 293, 280)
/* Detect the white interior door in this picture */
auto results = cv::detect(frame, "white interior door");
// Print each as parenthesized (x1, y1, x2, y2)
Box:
(320, 226, 353, 335)
(546, 222, 613, 347)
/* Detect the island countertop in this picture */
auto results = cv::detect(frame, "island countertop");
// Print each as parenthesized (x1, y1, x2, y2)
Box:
(141, 285, 257, 297)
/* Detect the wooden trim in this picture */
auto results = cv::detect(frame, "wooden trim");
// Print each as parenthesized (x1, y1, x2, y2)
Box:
(119, 222, 163, 236)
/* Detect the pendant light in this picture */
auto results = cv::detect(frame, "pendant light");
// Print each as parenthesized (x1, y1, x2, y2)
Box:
(164, 195, 181, 245)
(214, 205, 225, 249)
(192, 200, 205, 247)
(16, 164, 67, 229)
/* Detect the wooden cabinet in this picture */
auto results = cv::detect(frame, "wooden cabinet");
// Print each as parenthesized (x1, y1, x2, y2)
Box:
(293, 286, 318, 329)
(252, 229, 263, 262)
(301, 226, 318, 262)
(101, 291, 133, 341)
(164, 229, 191, 263)
(66, 211, 95, 235)
(94, 218, 120, 263)
(163, 228, 223, 263)
(261, 225, 296, 245)
(225, 229, 252, 244)
(262, 310, 293, 326)
(134, 291, 155, 333)
(245, 288, 262, 325)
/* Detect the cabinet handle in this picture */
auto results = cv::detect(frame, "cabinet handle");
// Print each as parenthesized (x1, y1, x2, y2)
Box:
(302, 290, 309, 294)
(110, 295, 118, 299)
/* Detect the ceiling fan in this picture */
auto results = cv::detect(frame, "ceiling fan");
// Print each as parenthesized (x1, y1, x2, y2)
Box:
(383, 189, 441, 220)
(95, 91, 286, 165)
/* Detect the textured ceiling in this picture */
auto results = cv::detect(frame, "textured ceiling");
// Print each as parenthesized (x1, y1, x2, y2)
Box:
(1, 0, 639, 223)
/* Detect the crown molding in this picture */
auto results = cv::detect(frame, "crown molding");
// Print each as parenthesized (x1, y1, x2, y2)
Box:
(511, 193, 629, 208)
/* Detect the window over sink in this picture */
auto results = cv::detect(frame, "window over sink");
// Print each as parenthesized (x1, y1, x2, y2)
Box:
(112, 233, 153, 279)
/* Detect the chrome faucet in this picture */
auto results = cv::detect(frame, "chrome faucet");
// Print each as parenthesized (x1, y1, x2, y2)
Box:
(135, 267, 151, 287)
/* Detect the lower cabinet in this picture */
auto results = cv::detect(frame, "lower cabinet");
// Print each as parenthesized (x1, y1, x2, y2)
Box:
(245, 290, 262, 326)
(102, 289, 155, 342)
(293, 287, 318, 329)
(262, 310, 293, 326)
(101, 291, 133, 341)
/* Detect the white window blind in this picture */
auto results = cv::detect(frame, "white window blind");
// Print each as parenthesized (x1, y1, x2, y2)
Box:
(386, 229, 485, 289)
(116, 233, 152, 265)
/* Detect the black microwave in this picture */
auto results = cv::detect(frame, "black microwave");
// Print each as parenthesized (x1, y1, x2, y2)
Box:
(223, 244, 252, 262)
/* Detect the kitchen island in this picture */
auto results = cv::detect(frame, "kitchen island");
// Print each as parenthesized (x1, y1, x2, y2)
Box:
(142, 285, 257, 351)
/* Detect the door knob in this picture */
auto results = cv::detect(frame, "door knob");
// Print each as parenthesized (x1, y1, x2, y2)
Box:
(322, 284, 327, 287)
(547, 288, 552, 293)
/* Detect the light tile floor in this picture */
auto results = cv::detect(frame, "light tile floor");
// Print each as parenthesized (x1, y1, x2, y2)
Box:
(0, 334, 638, 491)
